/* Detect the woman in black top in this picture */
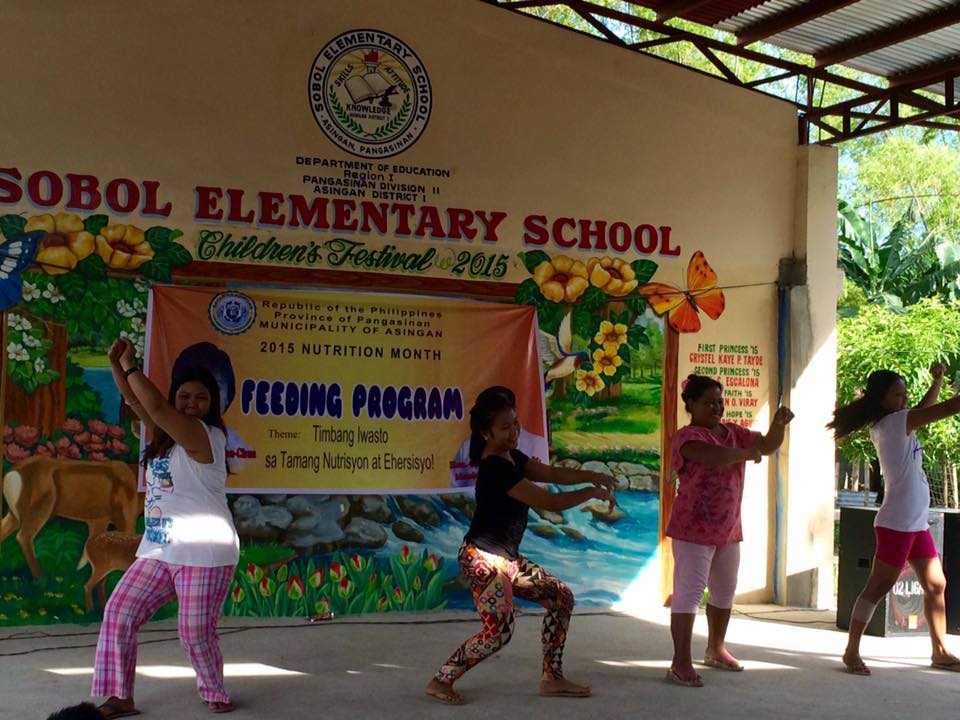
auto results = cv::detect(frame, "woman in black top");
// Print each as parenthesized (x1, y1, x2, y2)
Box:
(426, 388, 617, 705)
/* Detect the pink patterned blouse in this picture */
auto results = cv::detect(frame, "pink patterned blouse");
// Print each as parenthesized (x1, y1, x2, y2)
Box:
(667, 423, 760, 546)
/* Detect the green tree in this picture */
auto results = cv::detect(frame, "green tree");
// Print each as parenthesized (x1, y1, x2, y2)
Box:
(837, 201, 960, 311)
(836, 299, 960, 472)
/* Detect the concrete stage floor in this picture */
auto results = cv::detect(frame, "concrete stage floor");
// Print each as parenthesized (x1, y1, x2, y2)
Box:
(5, 605, 959, 719)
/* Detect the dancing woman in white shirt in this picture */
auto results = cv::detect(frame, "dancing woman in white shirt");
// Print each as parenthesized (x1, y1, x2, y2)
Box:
(91, 338, 239, 717)
(829, 364, 960, 676)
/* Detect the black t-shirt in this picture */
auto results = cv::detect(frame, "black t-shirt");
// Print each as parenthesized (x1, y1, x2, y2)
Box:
(464, 449, 530, 559)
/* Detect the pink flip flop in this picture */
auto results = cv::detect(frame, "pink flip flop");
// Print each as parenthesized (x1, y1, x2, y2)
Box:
(704, 653, 744, 672)
(666, 666, 703, 687)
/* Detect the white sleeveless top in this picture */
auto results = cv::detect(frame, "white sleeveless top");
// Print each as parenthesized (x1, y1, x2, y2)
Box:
(870, 410, 930, 532)
(137, 422, 240, 567)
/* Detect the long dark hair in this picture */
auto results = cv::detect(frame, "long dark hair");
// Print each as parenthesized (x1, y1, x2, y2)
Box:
(827, 370, 903, 440)
(142, 366, 227, 466)
(468, 386, 517, 465)
(680, 374, 723, 413)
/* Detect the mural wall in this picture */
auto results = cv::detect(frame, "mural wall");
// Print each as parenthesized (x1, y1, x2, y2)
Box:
(0, 0, 815, 625)
(0, 212, 663, 624)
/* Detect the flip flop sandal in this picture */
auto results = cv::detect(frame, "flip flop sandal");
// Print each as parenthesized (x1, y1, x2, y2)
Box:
(540, 686, 592, 698)
(207, 700, 236, 713)
(426, 687, 465, 705)
(704, 654, 744, 672)
(98, 700, 142, 719)
(665, 667, 703, 687)
(931, 661, 960, 673)
(844, 662, 871, 676)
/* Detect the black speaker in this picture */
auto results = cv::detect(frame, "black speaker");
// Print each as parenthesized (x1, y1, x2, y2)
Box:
(941, 510, 960, 635)
(837, 506, 944, 636)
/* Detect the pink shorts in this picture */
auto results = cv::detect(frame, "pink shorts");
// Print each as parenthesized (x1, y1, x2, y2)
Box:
(874, 526, 938, 568)
(670, 539, 740, 614)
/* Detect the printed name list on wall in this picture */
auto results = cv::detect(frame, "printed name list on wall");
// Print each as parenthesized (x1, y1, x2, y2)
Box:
(145, 285, 547, 493)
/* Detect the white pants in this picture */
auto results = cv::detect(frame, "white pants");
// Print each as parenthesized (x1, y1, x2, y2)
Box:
(671, 539, 740, 614)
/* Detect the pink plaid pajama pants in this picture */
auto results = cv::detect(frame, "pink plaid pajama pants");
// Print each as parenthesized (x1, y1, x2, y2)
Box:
(92, 557, 235, 704)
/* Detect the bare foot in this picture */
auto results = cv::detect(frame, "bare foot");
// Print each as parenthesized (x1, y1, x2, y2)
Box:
(426, 678, 465, 705)
(842, 649, 870, 676)
(540, 676, 591, 697)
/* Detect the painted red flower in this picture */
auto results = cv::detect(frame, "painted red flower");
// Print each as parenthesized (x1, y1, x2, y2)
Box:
(308, 567, 325, 589)
(337, 576, 354, 598)
(231, 584, 245, 603)
(62, 418, 83, 434)
(88, 452, 108, 462)
(330, 561, 345, 581)
(55, 437, 71, 450)
(74, 431, 91, 444)
(2, 425, 12, 444)
(4, 443, 29, 463)
(287, 576, 305, 601)
(63, 444, 82, 460)
(89, 419, 109, 436)
(399, 545, 412, 565)
(108, 425, 126, 439)
(13, 425, 40, 446)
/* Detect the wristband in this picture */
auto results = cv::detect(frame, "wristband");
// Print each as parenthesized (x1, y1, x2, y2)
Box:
(123, 366, 140, 379)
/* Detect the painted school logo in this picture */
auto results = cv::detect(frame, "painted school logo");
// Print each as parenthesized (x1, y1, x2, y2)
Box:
(209, 292, 256, 336)
(308, 29, 432, 159)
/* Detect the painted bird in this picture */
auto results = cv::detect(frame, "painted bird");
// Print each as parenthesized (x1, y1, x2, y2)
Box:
(537, 311, 589, 389)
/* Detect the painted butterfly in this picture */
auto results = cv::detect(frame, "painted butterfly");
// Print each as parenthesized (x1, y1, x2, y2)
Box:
(0, 231, 42, 310)
(638, 251, 725, 334)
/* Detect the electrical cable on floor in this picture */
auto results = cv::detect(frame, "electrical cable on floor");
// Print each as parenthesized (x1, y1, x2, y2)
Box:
(0, 609, 628, 657)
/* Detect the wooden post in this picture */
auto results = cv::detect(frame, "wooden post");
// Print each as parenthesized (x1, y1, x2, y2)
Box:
(950, 463, 960, 510)
(659, 324, 679, 605)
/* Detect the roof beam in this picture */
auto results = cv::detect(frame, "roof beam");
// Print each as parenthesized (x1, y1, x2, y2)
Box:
(655, 0, 714, 23)
(736, 0, 858, 46)
(816, 5, 960, 68)
(890, 55, 960, 88)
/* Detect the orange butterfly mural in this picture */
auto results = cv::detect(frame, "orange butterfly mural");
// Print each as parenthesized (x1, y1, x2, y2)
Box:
(638, 251, 725, 334)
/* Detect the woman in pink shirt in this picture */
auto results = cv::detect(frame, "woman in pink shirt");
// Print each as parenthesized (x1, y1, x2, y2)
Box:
(667, 374, 793, 687)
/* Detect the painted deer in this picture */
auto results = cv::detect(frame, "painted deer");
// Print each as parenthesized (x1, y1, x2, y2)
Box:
(0, 456, 141, 578)
(78, 531, 141, 611)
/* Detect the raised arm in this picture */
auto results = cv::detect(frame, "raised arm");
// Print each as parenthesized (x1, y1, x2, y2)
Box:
(753, 407, 795, 455)
(907, 395, 960, 434)
(914, 363, 945, 410)
(109, 340, 156, 435)
(524, 458, 617, 493)
(116, 339, 213, 462)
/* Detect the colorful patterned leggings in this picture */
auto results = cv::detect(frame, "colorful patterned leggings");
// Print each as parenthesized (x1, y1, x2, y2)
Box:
(91, 558, 235, 704)
(435, 543, 575, 684)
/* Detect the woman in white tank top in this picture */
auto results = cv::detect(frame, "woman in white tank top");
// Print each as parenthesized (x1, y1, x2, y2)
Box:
(90, 337, 239, 717)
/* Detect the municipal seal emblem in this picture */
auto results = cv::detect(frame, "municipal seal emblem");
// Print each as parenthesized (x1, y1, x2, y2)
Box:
(308, 29, 432, 159)
(209, 292, 256, 336)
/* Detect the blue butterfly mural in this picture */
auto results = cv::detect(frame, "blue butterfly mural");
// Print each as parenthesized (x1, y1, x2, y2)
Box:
(0, 231, 42, 310)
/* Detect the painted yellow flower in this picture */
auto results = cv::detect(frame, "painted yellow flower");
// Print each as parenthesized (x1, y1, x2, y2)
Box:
(533, 255, 589, 303)
(592, 347, 623, 377)
(575, 368, 605, 396)
(96, 224, 155, 270)
(594, 320, 628, 351)
(24, 212, 95, 274)
(588, 256, 638, 297)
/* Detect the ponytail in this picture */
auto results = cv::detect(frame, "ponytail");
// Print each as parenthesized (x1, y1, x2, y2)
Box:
(828, 370, 903, 440)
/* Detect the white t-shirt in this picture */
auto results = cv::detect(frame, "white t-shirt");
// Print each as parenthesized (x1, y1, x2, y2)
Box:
(137, 423, 240, 567)
(449, 429, 548, 488)
(870, 410, 930, 532)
